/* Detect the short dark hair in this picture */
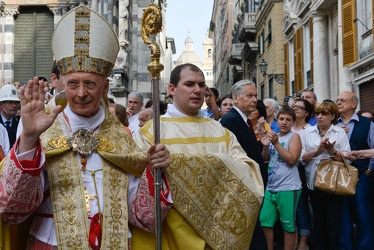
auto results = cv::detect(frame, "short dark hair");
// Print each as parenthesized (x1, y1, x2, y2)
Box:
(170, 63, 204, 87)
(38, 76, 48, 82)
(277, 106, 296, 121)
(210, 87, 219, 99)
(145, 99, 153, 108)
(51, 60, 61, 79)
(256, 100, 267, 120)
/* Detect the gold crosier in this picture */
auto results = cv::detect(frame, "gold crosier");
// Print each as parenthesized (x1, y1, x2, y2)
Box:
(141, 3, 164, 250)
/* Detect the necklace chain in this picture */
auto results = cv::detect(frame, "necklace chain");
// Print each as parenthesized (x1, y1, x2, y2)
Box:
(318, 126, 326, 137)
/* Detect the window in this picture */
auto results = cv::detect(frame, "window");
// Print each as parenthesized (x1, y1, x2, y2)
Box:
(268, 78, 273, 98)
(267, 19, 272, 44)
(258, 29, 265, 55)
(363, 0, 372, 30)
(208, 49, 212, 57)
(342, 0, 357, 66)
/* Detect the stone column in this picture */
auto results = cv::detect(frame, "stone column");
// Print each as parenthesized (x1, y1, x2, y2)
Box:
(107, 0, 113, 26)
(60, 4, 69, 15)
(48, 4, 62, 28)
(91, 0, 98, 12)
(1, 5, 19, 84)
(312, 11, 330, 101)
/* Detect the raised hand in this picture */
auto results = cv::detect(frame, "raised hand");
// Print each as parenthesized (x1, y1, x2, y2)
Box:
(18, 76, 63, 153)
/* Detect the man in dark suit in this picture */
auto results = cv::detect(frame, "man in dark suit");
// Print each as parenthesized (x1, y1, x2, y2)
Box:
(221, 79, 268, 249)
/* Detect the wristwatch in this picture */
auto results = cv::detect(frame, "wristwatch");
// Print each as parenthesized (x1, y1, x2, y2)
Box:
(367, 169, 373, 175)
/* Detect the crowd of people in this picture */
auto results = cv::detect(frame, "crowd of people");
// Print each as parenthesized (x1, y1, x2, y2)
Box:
(216, 86, 373, 250)
(0, 5, 373, 250)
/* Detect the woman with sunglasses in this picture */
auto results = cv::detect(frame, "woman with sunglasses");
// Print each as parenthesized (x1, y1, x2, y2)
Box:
(290, 99, 314, 250)
(300, 101, 351, 250)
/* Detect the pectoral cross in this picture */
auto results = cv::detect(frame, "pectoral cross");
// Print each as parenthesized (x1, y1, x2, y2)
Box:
(84, 189, 97, 214)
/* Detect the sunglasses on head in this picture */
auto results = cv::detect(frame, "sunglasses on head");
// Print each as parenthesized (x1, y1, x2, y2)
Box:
(315, 110, 330, 116)
(291, 104, 305, 110)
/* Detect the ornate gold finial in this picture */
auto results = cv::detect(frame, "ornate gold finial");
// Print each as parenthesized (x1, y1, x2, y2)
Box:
(141, 3, 164, 77)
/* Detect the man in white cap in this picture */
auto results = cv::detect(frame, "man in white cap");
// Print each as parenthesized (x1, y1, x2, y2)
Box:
(0, 6, 171, 250)
(0, 84, 20, 147)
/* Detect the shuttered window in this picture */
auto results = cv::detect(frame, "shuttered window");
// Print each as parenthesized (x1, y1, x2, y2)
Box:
(284, 42, 289, 96)
(310, 17, 314, 86)
(294, 27, 303, 93)
(342, 0, 357, 66)
(14, 6, 53, 83)
(359, 81, 374, 110)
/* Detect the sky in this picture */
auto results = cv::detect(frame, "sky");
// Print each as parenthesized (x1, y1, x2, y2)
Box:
(165, 0, 214, 61)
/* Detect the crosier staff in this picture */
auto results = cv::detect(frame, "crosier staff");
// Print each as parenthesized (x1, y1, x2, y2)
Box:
(141, 4, 164, 250)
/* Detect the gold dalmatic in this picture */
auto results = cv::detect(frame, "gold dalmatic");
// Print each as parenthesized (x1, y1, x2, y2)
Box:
(41, 104, 147, 249)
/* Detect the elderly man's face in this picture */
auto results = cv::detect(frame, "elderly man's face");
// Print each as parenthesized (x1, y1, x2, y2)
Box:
(301, 92, 316, 105)
(128, 96, 143, 116)
(233, 84, 257, 116)
(63, 72, 109, 118)
(336, 91, 356, 114)
(138, 110, 152, 127)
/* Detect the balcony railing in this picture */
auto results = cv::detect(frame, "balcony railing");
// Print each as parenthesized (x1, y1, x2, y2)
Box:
(243, 13, 256, 29)
(231, 43, 243, 58)
(239, 12, 257, 42)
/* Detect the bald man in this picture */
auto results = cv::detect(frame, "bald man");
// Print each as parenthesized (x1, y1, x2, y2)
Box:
(138, 108, 153, 128)
(337, 91, 374, 250)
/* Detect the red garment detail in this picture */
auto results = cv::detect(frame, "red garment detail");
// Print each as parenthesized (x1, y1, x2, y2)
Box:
(128, 166, 172, 232)
(89, 213, 102, 250)
(247, 119, 255, 133)
(145, 166, 170, 199)
(15, 140, 43, 176)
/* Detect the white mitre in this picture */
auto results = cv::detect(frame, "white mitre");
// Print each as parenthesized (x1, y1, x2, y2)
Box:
(52, 5, 120, 77)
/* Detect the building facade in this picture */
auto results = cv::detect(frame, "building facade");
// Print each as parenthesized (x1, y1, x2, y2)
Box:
(211, 0, 374, 109)
(210, 0, 234, 96)
(0, 0, 174, 106)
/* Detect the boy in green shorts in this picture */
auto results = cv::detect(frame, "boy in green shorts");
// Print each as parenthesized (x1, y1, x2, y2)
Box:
(260, 106, 302, 250)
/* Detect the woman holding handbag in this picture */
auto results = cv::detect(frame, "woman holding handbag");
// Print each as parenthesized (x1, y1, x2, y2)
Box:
(300, 101, 351, 250)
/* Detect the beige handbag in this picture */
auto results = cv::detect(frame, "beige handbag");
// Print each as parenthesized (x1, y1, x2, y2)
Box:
(314, 155, 358, 196)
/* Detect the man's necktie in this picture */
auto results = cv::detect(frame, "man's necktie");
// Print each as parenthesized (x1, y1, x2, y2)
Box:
(247, 119, 254, 133)
(4, 121, 11, 129)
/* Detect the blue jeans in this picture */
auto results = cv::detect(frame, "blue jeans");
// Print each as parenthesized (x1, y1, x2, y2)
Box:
(340, 173, 374, 250)
(296, 187, 311, 236)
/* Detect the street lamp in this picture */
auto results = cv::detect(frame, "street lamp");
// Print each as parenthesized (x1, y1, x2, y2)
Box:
(259, 59, 285, 84)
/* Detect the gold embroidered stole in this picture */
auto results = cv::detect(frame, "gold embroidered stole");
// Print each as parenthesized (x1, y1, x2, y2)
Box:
(135, 117, 263, 250)
(41, 104, 148, 249)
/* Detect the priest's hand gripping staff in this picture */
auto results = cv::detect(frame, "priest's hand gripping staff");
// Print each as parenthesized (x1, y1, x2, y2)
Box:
(141, 3, 164, 250)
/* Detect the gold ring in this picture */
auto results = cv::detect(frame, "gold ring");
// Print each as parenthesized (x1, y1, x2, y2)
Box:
(26, 98, 32, 103)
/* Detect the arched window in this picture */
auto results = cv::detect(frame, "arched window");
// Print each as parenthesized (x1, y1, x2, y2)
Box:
(208, 49, 212, 57)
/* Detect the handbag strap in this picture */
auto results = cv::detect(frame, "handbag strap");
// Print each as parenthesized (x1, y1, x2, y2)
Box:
(339, 154, 353, 175)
